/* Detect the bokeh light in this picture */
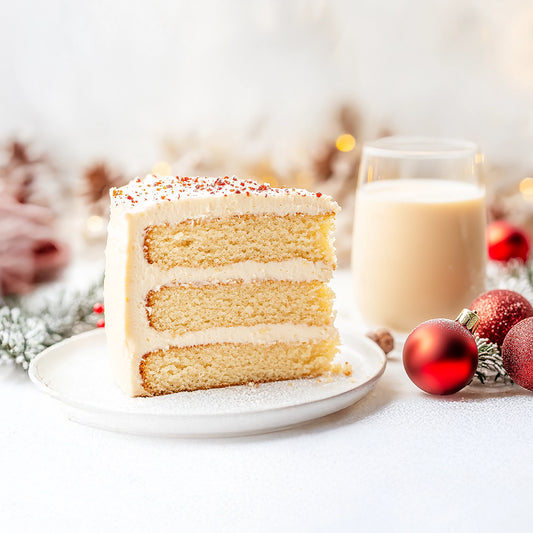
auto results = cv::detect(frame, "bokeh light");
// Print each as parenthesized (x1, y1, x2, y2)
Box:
(519, 177, 533, 200)
(335, 133, 356, 152)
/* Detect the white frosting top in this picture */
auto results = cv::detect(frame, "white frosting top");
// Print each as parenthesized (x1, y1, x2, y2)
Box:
(110, 174, 339, 219)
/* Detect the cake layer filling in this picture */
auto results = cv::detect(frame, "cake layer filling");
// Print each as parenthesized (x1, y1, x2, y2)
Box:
(146, 280, 335, 335)
(128, 324, 338, 358)
(143, 213, 336, 269)
(133, 260, 333, 292)
(139, 339, 339, 395)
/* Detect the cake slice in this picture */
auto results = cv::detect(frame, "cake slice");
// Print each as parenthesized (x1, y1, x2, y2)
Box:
(104, 175, 340, 396)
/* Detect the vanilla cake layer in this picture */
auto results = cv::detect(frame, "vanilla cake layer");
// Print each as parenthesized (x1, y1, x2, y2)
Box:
(146, 280, 334, 335)
(144, 213, 336, 269)
(105, 175, 340, 397)
(140, 339, 339, 395)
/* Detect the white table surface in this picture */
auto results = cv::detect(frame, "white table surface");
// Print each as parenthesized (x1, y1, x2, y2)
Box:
(1, 270, 532, 533)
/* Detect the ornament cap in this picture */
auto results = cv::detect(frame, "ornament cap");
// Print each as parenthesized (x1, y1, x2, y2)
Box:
(455, 308, 480, 333)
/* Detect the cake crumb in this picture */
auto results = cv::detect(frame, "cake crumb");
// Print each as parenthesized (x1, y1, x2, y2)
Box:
(342, 362, 353, 376)
(331, 361, 353, 376)
(330, 363, 342, 374)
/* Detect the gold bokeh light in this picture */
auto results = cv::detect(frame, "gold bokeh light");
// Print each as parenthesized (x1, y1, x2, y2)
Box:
(520, 177, 533, 200)
(336, 133, 356, 152)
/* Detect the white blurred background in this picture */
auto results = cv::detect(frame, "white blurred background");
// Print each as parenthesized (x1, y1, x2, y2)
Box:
(1, 0, 532, 175)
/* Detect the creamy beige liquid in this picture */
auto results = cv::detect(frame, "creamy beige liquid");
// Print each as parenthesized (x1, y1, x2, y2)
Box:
(352, 179, 486, 332)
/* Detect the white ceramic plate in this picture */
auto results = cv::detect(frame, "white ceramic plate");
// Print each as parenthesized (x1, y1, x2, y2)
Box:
(29, 328, 386, 437)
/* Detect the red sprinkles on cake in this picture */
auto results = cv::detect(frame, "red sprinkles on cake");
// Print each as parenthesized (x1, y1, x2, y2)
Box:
(111, 175, 327, 208)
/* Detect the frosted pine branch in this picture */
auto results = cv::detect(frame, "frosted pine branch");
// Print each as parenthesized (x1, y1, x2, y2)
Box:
(0, 275, 103, 370)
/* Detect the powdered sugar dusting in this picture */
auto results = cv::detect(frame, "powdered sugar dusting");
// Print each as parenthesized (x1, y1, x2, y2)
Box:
(29, 328, 385, 436)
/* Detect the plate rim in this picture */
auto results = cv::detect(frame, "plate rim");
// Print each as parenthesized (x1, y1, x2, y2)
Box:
(28, 327, 387, 420)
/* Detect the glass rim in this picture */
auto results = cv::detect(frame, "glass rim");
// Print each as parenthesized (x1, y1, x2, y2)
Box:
(362, 136, 479, 160)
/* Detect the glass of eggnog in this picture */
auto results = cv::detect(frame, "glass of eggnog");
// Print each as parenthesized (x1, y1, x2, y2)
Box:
(352, 136, 486, 334)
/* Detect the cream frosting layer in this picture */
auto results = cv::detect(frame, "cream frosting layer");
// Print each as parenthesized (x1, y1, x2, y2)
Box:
(105, 175, 339, 396)
(130, 324, 337, 355)
(110, 174, 339, 221)
(139, 259, 332, 296)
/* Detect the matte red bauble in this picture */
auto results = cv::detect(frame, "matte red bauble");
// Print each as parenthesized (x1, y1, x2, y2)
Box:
(487, 220, 530, 263)
(470, 289, 533, 346)
(502, 317, 533, 391)
(403, 314, 479, 395)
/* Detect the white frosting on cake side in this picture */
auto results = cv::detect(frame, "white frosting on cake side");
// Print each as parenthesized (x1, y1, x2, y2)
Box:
(104, 175, 339, 396)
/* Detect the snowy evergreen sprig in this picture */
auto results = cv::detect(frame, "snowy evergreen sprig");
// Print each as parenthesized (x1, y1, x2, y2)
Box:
(486, 260, 533, 302)
(0, 276, 103, 370)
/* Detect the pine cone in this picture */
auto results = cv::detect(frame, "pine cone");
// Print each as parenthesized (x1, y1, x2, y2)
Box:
(84, 163, 124, 204)
(0, 140, 57, 206)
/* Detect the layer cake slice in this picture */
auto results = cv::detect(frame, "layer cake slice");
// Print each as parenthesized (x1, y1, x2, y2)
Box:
(104, 175, 340, 396)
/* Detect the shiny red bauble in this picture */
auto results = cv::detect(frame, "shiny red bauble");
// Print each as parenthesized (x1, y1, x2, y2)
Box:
(502, 317, 533, 391)
(470, 289, 533, 346)
(403, 319, 479, 395)
(487, 220, 530, 263)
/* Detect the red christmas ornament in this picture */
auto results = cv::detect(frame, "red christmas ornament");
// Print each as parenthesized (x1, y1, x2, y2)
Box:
(487, 220, 530, 263)
(470, 289, 533, 346)
(502, 317, 533, 391)
(402, 310, 480, 395)
(93, 302, 104, 314)
(96, 318, 105, 328)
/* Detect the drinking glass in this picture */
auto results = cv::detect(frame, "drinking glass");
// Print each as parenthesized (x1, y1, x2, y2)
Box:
(352, 136, 486, 333)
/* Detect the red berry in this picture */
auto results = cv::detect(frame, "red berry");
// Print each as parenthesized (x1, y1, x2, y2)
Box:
(93, 302, 104, 314)
(487, 220, 530, 263)
(96, 318, 105, 328)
